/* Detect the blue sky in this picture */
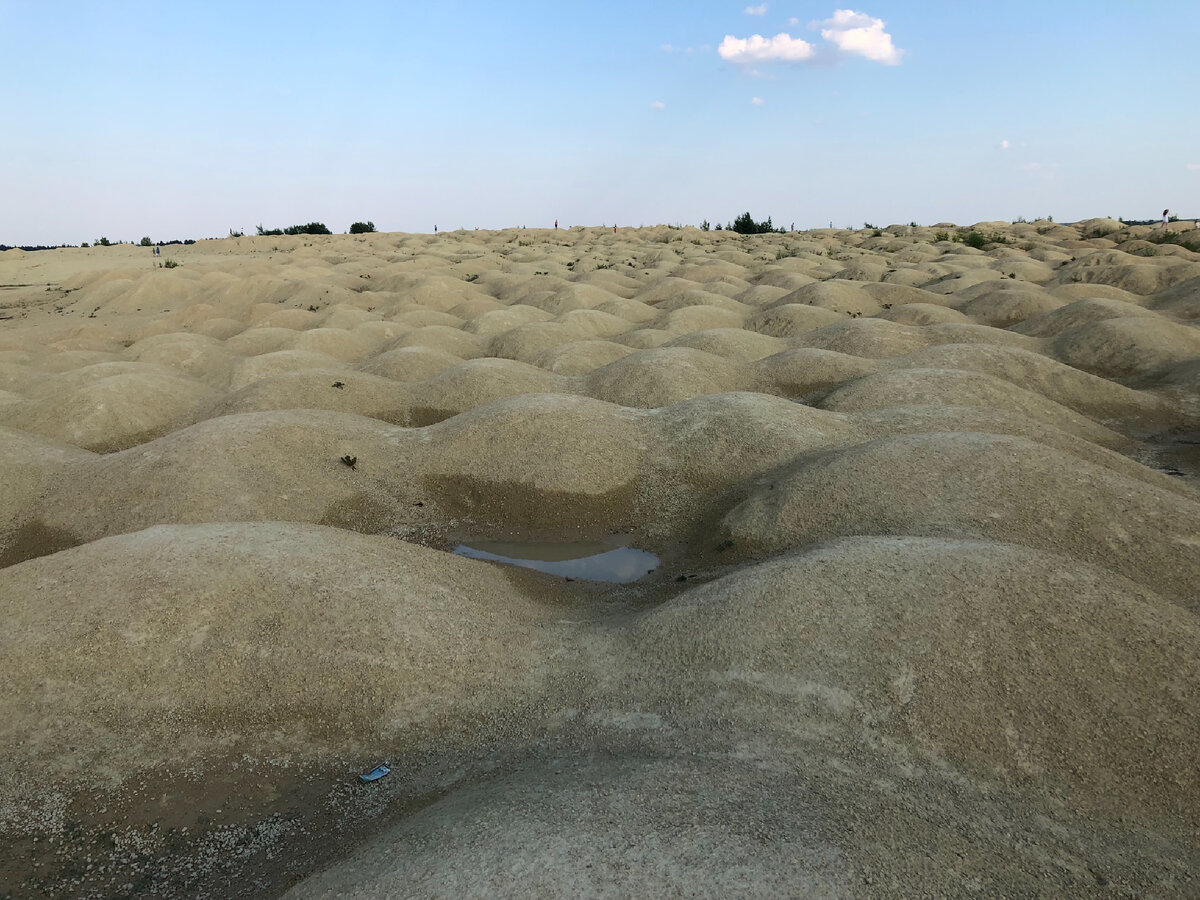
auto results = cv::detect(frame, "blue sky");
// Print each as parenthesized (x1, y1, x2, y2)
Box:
(2, 1, 1198, 244)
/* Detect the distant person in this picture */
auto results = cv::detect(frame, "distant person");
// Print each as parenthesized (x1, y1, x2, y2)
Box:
(613, 225, 617, 233)
(554, 219, 558, 229)
(1162, 209, 1170, 226)
(434, 225, 437, 233)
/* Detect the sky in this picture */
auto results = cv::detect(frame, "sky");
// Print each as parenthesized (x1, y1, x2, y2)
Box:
(2, 1, 1198, 244)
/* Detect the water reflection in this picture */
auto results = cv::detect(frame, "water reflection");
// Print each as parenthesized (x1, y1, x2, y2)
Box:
(452, 540, 659, 583)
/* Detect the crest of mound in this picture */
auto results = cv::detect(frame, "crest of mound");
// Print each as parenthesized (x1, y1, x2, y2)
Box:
(745, 304, 844, 338)
(0, 522, 559, 780)
(950, 282, 1065, 327)
(288, 327, 382, 363)
(664, 329, 786, 361)
(388, 324, 487, 359)
(0, 427, 94, 567)
(795, 318, 933, 358)
(1012, 297, 1161, 337)
(753, 348, 880, 400)
(851, 405, 1192, 497)
(207, 369, 407, 421)
(283, 756, 863, 899)
(775, 280, 881, 317)
(877, 303, 970, 325)
(633, 536, 1200, 829)
(488, 321, 592, 361)
(531, 283, 624, 316)
(1145, 274, 1200, 319)
(123, 332, 235, 388)
(228, 350, 346, 390)
(388, 308, 467, 329)
(463, 304, 553, 338)
(720, 431, 1200, 607)
(820, 368, 1126, 448)
(1050, 259, 1200, 295)
(532, 340, 633, 375)
(408, 357, 571, 421)
(592, 296, 658, 324)
(0, 365, 217, 452)
(224, 327, 304, 357)
(585, 347, 748, 408)
(651, 305, 747, 335)
(355, 345, 463, 381)
(885, 343, 1167, 424)
(1052, 316, 1200, 379)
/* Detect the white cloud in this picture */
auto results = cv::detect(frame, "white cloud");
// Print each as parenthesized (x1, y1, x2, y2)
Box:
(718, 32, 816, 64)
(814, 9, 904, 65)
(751, 96, 765, 105)
(719, 8, 903, 68)
(651, 100, 666, 109)
(788, 17, 800, 25)
(1188, 162, 1200, 170)
(1000, 139, 1011, 150)
(660, 43, 676, 52)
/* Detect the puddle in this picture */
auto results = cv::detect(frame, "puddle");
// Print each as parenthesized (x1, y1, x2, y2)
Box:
(452, 539, 659, 583)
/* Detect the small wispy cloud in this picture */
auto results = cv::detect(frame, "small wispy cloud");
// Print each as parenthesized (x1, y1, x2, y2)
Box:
(719, 8, 903, 67)
(718, 32, 816, 64)
(1188, 162, 1200, 170)
(745, 4, 768, 15)
(751, 96, 765, 105)
(660, 43, 676, 52)
(1021, 162, 1059, 179)
(999, 139, 1011, 150)
(651, 100, 666, 110)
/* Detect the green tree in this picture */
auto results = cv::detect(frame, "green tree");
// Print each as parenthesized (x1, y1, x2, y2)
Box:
(730, 212, 784, 235)
(349, 221, 377, 234)
(140, 236, 152, 246)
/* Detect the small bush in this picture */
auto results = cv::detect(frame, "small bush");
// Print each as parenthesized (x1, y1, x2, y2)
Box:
(964, 231, 988, 249)
(96, 236, 111, 246)
(700, 220, 710, 231)
(139, 236, 152, 246)
(349, 221, 376, 234)
(730, 212, 786, 235)
(162, 259, 180, 268)
(933, 230, 951, 243)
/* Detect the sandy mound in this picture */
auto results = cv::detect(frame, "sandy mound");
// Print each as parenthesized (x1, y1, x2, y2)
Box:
(633, 537, 1200, 827)
(721, 432, 1200, 606)
(820, 368, 1127, 448)
(0, 522, 560, 780)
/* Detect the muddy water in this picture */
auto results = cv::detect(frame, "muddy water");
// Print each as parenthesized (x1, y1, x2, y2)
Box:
(452, 539, 659, 583)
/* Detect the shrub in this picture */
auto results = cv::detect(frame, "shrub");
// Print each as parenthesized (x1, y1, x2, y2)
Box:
(162, 259, 180, 268)
(700, 220, 710, 231)
(283, 222, 332, 236)
(964, 231, 988, 249)
(96, 236, 111, 246)
(933, 230, 951, 243)
(139, 236, 152, 246)
(730, 212, 785, 235)
(349, 221, 377, 234)
(80, 242, 90, 248)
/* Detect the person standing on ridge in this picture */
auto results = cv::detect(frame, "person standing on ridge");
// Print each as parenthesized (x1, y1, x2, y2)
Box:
(1162, 209, 1170, 227)
(554, 219, 558, 230)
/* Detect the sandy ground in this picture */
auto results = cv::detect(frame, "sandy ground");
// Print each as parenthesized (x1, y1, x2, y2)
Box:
(1, 220, 1198, 898)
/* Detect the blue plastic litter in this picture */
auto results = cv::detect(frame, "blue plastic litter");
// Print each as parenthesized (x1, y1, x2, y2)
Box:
(359, 763, 391, 783)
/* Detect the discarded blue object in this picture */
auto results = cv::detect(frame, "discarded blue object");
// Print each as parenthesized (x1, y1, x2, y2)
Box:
(359, 763, 391, 783)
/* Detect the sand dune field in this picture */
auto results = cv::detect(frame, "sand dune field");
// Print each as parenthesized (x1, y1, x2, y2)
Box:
(1, 220, 1198, 897)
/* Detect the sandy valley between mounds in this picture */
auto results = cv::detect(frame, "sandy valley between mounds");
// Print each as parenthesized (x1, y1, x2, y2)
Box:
(1, 221, 1199, 897)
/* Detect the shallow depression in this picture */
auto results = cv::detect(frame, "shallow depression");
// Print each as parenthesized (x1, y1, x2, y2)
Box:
(452, 539, 660, 583)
